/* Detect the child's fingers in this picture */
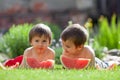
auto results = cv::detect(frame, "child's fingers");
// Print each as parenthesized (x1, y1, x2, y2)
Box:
(9, 62, 20, 69)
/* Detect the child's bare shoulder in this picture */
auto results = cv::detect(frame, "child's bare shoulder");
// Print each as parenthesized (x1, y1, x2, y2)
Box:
(23, 47, 32, 55)
(84, 45, 95, 55)
(48, 47, 55, 54)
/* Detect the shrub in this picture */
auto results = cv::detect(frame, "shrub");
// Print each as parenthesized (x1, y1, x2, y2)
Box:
(94, 14, 120, 49)
(92, 40, 105, 59)
(0, 23, 33, 58)
(54, 47, 62, 64)
(45, 22, 62, 41)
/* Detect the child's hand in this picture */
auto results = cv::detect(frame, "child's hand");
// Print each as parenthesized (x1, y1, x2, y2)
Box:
(8, 62, 19, 70)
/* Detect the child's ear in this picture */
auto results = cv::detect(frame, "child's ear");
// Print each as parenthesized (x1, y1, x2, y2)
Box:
(48, 42, 51, 46)
(77, 45, 83, 50)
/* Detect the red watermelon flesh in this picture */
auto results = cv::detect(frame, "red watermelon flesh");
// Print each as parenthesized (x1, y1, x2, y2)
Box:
(4, 55, 23, 67)
(27, 57, 54, 69)
(60, 55, 90, 69)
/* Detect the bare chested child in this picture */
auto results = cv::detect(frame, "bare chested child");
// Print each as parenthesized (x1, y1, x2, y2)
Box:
(0, 23, 55, 69)
(19, 23, 55, 69)
(60, 24, 116, 69)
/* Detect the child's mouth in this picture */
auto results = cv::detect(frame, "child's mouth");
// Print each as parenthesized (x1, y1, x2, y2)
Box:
(65, 50, 69, 53)
(38, 48, 44, 50)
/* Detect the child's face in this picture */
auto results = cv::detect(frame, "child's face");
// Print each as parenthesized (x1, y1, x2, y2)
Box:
(30, 35, 50, 52)
(61, 39, 78, 55)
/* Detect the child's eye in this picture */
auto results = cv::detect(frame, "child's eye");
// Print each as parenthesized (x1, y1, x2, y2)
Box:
(35, 40, 39, 42)
(43, 40, 47, 42)
(66, 45, 70, 48)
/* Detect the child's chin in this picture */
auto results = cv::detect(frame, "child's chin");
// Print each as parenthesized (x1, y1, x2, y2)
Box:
(65, 51, 70, 53)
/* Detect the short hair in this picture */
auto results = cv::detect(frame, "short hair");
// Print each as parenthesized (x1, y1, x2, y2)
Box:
(29, 23, 52, 44)
(61, 24, 88, 47)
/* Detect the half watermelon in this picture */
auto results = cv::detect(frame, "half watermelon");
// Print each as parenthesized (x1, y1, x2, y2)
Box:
(27, 57, 54, 69)
(60, 55, 90, 69)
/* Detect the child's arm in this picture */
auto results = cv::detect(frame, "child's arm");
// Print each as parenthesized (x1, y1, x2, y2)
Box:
(19, 52, 27, 68)
(19, 48, 31, 69)
(88, 55, 95, 69)
(86, 46, 96, 69)
(47, 48, 55, 60)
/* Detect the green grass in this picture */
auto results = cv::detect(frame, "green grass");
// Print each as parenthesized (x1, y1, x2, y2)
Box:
(0, 65, 120, 80)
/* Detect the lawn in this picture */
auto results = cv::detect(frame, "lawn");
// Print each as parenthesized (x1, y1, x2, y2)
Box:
(0, 65, 120, 80)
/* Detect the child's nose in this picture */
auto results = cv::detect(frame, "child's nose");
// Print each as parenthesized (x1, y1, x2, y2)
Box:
(38, 43, 43, 46)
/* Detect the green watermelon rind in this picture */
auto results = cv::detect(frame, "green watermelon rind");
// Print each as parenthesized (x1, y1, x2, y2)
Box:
(60, 55, 90, 69)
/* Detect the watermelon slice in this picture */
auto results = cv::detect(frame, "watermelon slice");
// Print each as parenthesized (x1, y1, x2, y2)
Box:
(60, 55, 90, 69)
(27, 57, 54, 69)
(4, 55, 23, 67)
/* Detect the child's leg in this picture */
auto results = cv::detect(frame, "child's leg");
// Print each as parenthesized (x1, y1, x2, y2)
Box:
(95, 57, 109, 69)
(95, 57, 117, 70)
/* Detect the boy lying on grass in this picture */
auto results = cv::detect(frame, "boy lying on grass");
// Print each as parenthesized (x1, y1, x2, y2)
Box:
(60, 23, 117, 70)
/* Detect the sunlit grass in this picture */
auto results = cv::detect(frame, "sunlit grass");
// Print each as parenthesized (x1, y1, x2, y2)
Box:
(0, 65, 120, 80)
